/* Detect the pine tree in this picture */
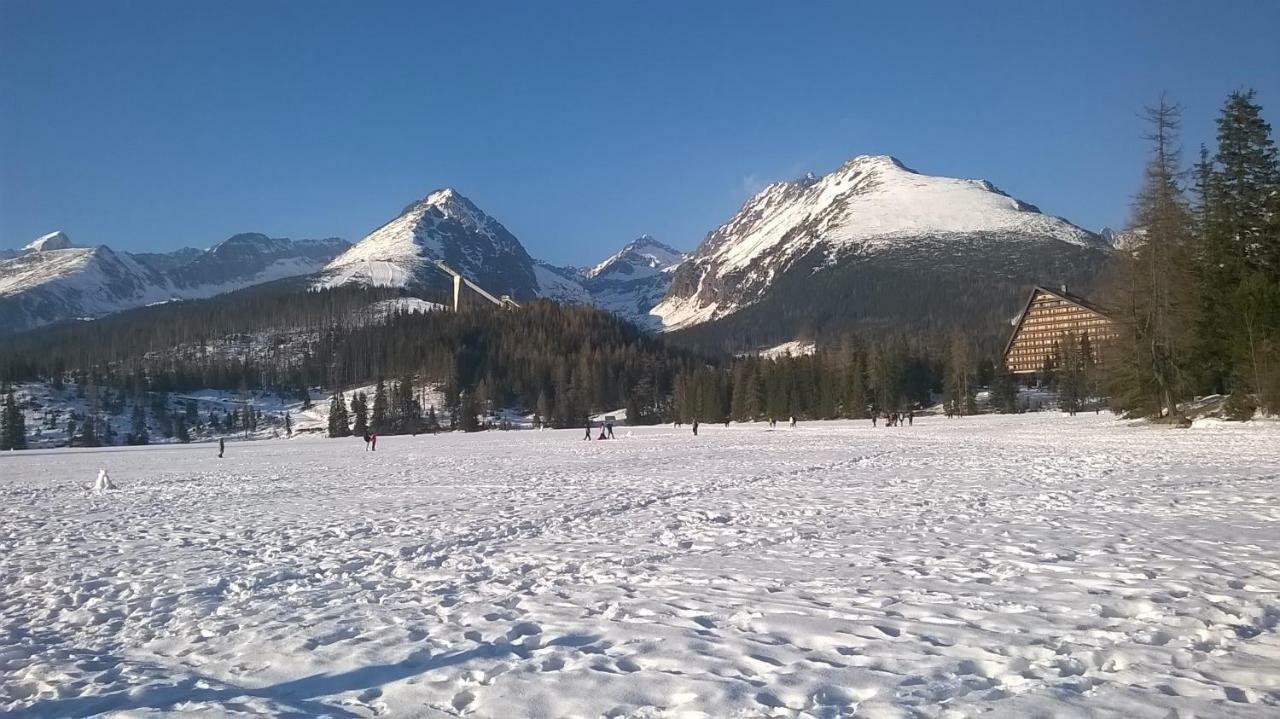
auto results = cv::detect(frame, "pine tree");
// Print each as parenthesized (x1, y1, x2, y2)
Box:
(1232, 272, 1278, 414)
(1210, 90, 1279, 271)
(990, 366, 1019, 414)
(328, 392, 351, 438)
(82, 379, 102, 447)
(671, 373, 689, 425)
(11, 393, 25, 450)
(460, 391, 481, 432)
(845, 353, 868, 419)
(944, 331, 976, 416)
(729, 364, 754, 421)
(746, 365, 765, 420)
(0, 389, 21, 450)
(1195, 90, 1280, 401)
(535, 390, 550, 428)
(350, 391, 369, 437)
(394, 375, 421, 434)
(129, 402, 149, 445)
(1105, 95, 1199, 420)
(975, 357, 995, 388)
(371, 378, 388, 433)
(1055, 333, 1086, 415)
(152, 395, 173, 438)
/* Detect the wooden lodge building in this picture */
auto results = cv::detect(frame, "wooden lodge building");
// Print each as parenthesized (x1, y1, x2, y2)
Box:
(1003, 285, 1115, 375)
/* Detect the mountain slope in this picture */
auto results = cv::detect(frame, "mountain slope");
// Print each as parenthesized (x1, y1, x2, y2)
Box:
(133, 247, 205, 274)
(653, 155, 1112, 344)
(317, 189, 541, 300)
(170, 233, 349, 297)
(0, 232, 349, 334)
(532, 261, 592, 304)
(0, 243, 176, 332)
(580, 236, 686, 326)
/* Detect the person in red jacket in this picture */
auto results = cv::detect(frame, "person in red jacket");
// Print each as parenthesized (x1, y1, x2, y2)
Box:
(370, 433, 377, 451)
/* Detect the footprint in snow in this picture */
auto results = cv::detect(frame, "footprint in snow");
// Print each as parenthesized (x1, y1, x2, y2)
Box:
(506, 621, 541, 640)
(451, 689, 475, 711)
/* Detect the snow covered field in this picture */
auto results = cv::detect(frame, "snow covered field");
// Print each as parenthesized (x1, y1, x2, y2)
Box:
(2, 414, 1278, 718)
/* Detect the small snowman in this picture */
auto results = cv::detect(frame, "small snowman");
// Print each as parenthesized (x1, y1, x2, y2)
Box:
(93, 468, 117, 494)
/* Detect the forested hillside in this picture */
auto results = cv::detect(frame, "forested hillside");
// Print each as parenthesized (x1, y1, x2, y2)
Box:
(665, 238, 1108, 356)
(0, 280, 706, 432)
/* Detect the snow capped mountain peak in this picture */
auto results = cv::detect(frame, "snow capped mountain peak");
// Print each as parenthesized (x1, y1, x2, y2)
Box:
(23, 231, 75, 253)
(402, 188, 485, 226)
(587, 235, 685, 279)
(319, 188, 539, 298)
(575, 236, 688, 328)
(834, 154, 908, 174)
(652, 153, 1110, 331)
(425, 187, 461, 205)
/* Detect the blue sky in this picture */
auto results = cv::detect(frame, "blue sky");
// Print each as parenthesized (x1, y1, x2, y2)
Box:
(2, 1, 1277, 265)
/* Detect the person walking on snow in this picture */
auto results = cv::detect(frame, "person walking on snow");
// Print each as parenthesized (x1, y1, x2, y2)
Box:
(218, 437, 225, 458)
(692, 420, 699, 436)
(908, 410, 914, 426)
(606, 421, 615, 439)
(370, 433, 377, 451)
(789, 416, 797, 429)
(584, 422, 592, 441)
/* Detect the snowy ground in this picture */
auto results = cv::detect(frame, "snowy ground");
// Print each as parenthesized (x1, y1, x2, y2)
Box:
(2, 414, 1278, 718)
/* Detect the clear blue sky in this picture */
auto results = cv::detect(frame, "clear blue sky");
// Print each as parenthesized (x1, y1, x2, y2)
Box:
(2, 1, 1277, 264)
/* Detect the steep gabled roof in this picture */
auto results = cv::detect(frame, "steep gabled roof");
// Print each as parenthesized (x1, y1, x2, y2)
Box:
(1038, 285, 1111, 318)
(1002, 285, 1113, 360)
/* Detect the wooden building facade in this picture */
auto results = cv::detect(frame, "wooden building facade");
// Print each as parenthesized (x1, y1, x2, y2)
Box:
(1003, 286, 1115, 375)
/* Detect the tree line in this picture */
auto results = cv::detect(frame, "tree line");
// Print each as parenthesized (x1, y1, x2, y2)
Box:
(1102, 89, 1279, 421)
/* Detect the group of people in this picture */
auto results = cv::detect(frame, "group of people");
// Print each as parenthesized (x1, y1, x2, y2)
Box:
(214, 412, 925, 456)
(583, 421, 616, 440)
(215, 430, 378, 458)
(692, 416, 799, 435)
(872, 410, 913, 427)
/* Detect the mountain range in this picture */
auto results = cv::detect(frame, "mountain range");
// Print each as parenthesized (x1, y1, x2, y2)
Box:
(2, 153, 1115, 344)
(310, 189, 685, 327)
(0, 232, 350, 334)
